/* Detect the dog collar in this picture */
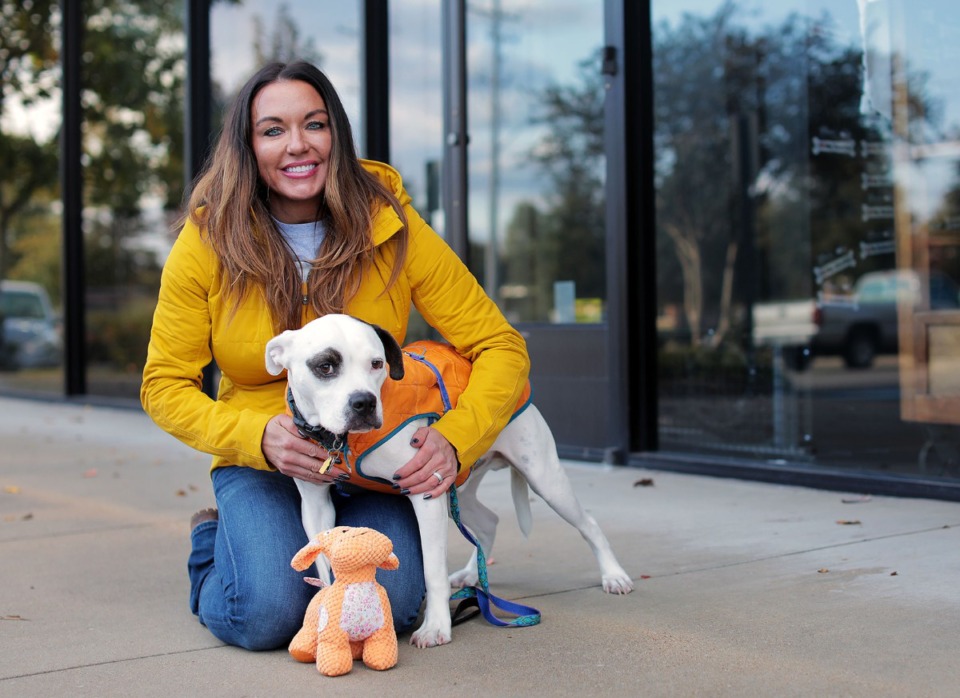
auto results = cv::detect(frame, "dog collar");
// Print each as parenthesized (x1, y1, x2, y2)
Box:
(286, 386, 346, 454)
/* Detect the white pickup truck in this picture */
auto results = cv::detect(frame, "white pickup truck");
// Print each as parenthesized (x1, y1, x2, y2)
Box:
(751, 298, 818, 370)
(752, 270, 960, 370)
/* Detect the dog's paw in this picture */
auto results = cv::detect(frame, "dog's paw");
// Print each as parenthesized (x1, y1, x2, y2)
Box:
(410, 625, 452, 648)
(448, 568, 478, 589)
(602, 573, 634, 595)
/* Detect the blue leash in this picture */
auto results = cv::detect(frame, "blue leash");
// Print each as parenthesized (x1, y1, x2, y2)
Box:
(406, 346, 541, 628)
(448, 486, 541, 627)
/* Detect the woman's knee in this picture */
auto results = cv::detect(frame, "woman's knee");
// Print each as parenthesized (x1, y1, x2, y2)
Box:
(216, 585, 312, 651)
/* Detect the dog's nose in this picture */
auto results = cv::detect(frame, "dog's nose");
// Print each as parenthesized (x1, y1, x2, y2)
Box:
(348, 391, 377, 416)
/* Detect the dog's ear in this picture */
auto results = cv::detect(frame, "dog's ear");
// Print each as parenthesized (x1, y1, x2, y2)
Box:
(369, 324, 405, 381)
(265, 330, 296, 375)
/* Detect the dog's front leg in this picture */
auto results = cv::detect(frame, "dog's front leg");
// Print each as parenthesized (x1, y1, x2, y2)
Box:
(409, 495, 452, 648)
(294, 480, 336, 585)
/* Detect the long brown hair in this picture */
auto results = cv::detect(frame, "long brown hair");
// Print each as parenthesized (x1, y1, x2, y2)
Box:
(184, 61, 408, 332)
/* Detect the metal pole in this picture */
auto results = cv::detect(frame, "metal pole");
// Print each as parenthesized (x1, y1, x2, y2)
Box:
(441, 0, 469, 262)
(362, 0, 390, 162)
(61, 0, 86, 396)
(185, 0, 212, 189)
(185, 0, 217, 397)
(485, 0, 502, 301)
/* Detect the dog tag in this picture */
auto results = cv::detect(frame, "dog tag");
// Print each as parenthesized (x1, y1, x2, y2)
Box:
(318, 456, 334, 475)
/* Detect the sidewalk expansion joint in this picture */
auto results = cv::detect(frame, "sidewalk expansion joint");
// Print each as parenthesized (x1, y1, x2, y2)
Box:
(0, 645, 227, 682)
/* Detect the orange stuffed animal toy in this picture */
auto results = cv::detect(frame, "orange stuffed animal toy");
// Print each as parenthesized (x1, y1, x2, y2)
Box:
(288, 526, 399, 676)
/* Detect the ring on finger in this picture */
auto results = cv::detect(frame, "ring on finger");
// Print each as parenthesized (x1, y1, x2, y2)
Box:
(432, 471, 444, 484)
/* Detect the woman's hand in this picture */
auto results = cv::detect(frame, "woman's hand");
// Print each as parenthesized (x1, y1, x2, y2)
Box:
(392, 426, 458, 499)
(261, 414, 350, 484)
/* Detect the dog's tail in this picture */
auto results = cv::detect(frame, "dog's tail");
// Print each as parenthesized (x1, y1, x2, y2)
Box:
(511, 469, 532, 538)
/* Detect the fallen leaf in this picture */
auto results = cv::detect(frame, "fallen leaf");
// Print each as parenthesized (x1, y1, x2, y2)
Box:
(633, 478, 655, 487)
(175, 489, 188, 497)
(841, 495, 872, 504)
(836, 520, 861, 525)
(83, 468, 98, 478)
(22, 513, 33, 521)
(3, 485, 20, 494)
(640, 575, 652, 580)
(1, 615, 27, 621)
(890, 571, 898, 576)
(817, 568, 829, 573)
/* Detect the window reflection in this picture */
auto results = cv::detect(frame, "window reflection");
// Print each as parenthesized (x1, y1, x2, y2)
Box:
(210, 2, 360, 129)
(466, 1, 605, 324)
(388, 0, 443, 342)
(79, 4, 186, 398)
(0, 3, 63, 394)
(653, 0, 960, 479)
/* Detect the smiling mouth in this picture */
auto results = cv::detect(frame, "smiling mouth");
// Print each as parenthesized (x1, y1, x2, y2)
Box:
(283, 163, 317, 174)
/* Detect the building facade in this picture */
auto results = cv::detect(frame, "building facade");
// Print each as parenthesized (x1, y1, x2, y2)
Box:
(2, 0, 958, 499)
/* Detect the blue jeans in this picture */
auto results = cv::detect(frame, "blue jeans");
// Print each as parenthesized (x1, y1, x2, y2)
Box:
(187, 466, 425, 650)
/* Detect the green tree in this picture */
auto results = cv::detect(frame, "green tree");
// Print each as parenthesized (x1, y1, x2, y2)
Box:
(0, 0, 60, 282)
(252, 2, 324, 68)
(501, 51, 606, 322)
(654, 3, 754, 346)
(1, 1, 192, 292)
(652, 3, 910, 347)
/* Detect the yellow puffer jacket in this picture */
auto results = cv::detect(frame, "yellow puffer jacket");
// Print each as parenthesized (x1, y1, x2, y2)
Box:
(141, 160, 530, 472)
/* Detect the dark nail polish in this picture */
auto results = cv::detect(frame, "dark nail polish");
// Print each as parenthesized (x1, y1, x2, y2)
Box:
(400, 488, 410, 495)
(392, 474, 401, 481)
(423, 494, 433, 500)
(391, 483, 400, 489)
(410, 438, 420, 445)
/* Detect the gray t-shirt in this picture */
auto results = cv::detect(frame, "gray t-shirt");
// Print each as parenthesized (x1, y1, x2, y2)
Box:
(274, 218, 326, 281)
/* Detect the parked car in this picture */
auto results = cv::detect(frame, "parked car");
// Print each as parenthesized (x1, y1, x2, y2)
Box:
(751, 270, 960, 370)
(814, 270, 960, 368)
(751, 298, 819, 370)
(0, 280, 63, 370)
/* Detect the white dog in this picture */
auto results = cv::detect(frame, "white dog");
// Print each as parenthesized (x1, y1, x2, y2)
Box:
(265, 314, 633, 648)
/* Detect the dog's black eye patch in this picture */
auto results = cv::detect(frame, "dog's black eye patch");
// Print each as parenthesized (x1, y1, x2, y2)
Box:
(308, 349, 342, 379)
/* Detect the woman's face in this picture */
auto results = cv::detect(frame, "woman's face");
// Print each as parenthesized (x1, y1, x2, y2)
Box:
(251, 79, 333, 223)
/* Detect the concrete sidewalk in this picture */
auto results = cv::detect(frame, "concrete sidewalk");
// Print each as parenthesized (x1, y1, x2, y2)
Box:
(1, 396, 958, 697)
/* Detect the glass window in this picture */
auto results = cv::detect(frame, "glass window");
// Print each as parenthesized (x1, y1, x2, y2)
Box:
(652, 0, 960, 480)
(74, 2, 186, 399)
(388, 0, 443, 341)
(210, 2, 362, 139)
(0, 3, 63, 392)
(466, 1, 605, 324)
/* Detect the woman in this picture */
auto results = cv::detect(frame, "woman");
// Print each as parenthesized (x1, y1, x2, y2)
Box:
(141, 61, 529, 650)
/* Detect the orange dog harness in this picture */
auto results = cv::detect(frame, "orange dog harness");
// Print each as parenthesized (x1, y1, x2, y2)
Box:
(287, 340, 531, 495)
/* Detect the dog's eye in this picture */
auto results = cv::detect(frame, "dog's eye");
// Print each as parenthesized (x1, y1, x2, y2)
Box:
(371, 359, 384, 371)
(308, 350, 341, 379)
